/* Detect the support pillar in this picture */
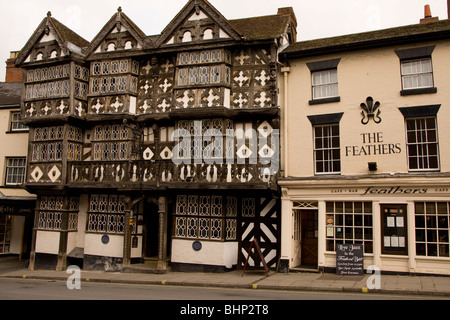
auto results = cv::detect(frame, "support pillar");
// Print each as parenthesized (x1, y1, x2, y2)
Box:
(123, 210, 132, 267)
(28, 201, 39, 270)
(157, 196, 168, 271)
(56, 197, 71, 271)
(28, 227, 37, 271)
(123, 196, 133, 267)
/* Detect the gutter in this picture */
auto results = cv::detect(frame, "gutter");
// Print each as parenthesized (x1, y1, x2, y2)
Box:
(281, 29, 450, 61)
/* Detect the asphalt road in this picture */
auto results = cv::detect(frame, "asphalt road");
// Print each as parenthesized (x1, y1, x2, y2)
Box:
(0, 277, 444, 300)
(0, 277, 446, 319)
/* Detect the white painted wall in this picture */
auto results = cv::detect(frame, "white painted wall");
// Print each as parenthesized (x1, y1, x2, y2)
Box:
(35, 231, 60, 254)
(171, 239, 238, 268)
(84, 233, 124, 258)
(9, 216, 24, 254)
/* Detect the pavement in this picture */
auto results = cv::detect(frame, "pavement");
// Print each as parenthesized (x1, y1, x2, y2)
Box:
(1, 255, 450, 298)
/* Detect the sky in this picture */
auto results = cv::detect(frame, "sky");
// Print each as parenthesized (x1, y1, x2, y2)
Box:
(0, 0, 448, 81)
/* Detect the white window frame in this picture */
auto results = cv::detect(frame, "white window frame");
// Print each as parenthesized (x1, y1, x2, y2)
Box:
(5, 157, 26, 186)
(311, 69, 338, 100)
(313, 124, 341, 175)
(406, 116, 440, 171)
(401, 58, 434, 90)
(415, 201, 450, 258)
(9, 111, 28, 132)
(325, 201, 373, 253)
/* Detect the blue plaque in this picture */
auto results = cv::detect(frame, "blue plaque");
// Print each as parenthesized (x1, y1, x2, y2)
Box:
(101, 234, 110, 244)
(192, 241, 202, 251)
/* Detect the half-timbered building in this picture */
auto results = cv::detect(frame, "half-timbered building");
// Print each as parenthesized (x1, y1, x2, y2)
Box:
(15, 0, 297, 272)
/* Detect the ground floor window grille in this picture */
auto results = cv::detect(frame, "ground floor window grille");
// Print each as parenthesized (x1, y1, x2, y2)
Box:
(87, 194, 126, 234)
(36, 196, 79, 231)
(38, 211, 62, 230)
(174, 195, 236, 241)
(87, 213, 125, 234)
(415, 202, 450, 257)
(325, 201, 373, 253)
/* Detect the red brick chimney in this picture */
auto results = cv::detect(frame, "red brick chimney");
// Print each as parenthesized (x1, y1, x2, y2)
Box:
(5, 51, 22, 82)
(420, 4, 439, 23)
(278, 7, 298, 42)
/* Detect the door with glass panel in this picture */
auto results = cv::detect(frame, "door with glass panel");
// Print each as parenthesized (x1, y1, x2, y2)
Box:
(0, 215, 12, 253)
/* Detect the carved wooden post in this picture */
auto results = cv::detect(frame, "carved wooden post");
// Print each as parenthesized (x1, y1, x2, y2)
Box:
(122, 196, 133, 267)
(28, 201, 39, 271)
(56, 196, 70, 271)
(157, 196, 168, 271)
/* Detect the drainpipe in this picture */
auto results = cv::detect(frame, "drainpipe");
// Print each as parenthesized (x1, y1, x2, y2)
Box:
(281, 66, 290, 178)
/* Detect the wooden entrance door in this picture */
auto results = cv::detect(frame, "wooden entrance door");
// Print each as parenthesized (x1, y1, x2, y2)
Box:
(300, 210, 318, 266)
(142, 202, 159, 258)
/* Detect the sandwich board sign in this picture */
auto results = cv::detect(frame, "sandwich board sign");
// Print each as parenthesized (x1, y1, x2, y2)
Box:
(336, 244, 364, 275)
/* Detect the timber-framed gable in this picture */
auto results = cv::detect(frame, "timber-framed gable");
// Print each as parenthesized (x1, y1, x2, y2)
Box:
(16, 0, 295, 273)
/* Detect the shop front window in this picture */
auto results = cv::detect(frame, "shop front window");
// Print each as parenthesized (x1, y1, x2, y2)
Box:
(415, 202, 450, 257)
(325, 201, 373, 253)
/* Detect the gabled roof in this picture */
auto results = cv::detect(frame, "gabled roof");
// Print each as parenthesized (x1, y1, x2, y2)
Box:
(282, 19, 450, 59)
(15, 12, 89, 65)
(50, 16, 90, 48)
(156, 0, 243, 47)
(83, 7, 146, 57)
(230, 14, 292, 41)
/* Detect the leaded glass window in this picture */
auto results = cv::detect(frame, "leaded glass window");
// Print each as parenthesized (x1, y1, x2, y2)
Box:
(87, 194, 126, 234)
(173, 195, 235, 241)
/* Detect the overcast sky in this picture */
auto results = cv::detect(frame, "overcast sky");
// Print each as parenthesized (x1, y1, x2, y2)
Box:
(0, 0, 448, 81)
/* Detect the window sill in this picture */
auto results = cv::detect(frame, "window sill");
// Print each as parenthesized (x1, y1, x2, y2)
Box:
(5, 130, 29, 134)
(400, 87, 437, 96)
(309, 96, 340, 105)
(314, 172, 341, 176)
(1, 184, 26, 188)
(408, 169, 440, 173)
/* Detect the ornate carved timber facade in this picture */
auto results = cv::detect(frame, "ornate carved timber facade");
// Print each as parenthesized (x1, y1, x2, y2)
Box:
(16, 1, 296, 271)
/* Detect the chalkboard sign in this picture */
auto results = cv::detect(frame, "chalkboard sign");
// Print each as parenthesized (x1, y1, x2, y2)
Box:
(336, 244, 364, 275)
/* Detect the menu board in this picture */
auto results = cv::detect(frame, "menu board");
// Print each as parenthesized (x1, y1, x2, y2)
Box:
(381, 205, 408, 255)
(336, 244, 364, 275)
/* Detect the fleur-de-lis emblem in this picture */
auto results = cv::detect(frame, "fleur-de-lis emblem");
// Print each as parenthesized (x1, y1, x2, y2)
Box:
(361, 96, 381, 125)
